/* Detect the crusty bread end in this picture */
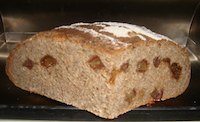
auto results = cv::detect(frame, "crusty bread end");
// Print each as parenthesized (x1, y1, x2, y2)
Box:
(6, 22, 191, 119)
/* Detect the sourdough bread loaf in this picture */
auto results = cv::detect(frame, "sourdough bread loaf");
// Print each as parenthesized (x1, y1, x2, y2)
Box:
(6, 22, 191, 119)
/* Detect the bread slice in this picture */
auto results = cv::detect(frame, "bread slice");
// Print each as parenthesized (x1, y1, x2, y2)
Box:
(6, 22, 191, 119)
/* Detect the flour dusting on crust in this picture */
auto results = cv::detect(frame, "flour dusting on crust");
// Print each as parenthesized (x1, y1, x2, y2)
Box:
(57, 24, 130, 48)
(95, 22, 171, 40)
(56, 22, 172, 49)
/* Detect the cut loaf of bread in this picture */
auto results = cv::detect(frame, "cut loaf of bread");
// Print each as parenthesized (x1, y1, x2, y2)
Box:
(6, 22, 191, 119)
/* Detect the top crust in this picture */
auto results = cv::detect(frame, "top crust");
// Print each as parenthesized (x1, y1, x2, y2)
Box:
(28, 22, 174, 54)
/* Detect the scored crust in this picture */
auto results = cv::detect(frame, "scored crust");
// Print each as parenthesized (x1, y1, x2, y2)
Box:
(5, 22, 191, 119)
(30, 22, 172, 55)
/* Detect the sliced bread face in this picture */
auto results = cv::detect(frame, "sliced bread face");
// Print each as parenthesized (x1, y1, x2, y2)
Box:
(6, 22, 191, 119)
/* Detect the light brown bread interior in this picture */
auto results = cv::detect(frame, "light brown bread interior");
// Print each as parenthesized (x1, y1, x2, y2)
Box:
(6, 22, 191, 119)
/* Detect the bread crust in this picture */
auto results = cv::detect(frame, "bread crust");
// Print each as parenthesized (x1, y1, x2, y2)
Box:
(5, 22, 191, 119)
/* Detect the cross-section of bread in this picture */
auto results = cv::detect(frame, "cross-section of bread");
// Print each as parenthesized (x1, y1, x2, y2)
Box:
(6, 22, 191, 119)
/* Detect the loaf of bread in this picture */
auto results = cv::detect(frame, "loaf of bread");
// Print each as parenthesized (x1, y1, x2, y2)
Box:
(6, 22, 191, 119)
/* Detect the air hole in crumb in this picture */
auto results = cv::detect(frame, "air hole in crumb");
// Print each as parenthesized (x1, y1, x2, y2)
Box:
(23, 58, 34, 70)
(136, 59, 149, 73)
(40, 55, 57, 68)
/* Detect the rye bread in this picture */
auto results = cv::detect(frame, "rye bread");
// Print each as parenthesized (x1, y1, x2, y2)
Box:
(6, 22, 191, 119)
